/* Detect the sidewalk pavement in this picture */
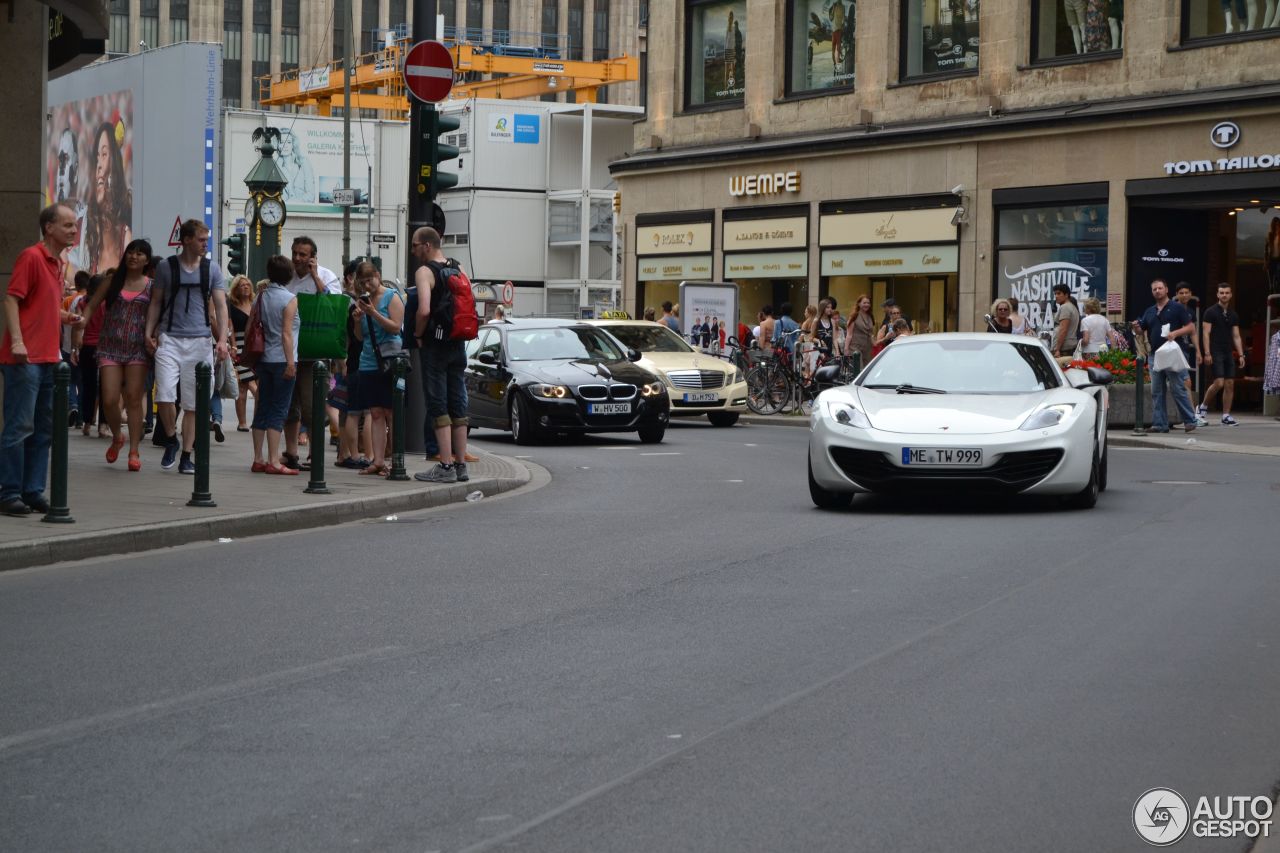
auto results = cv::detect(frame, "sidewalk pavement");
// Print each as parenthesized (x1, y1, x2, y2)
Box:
(736, 411, 1280, 457)
(0, 423, 531, 572)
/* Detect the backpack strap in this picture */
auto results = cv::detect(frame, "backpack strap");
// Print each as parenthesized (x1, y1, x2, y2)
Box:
(164, 256, 180, 332)
(200, 258, 211, 328)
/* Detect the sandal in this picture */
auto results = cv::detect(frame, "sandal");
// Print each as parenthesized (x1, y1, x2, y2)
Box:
(127, 451, 142, 472)
(105, 433, 126, 464)
(264, 463, 299, 475)
(358, 463, 387, 476)
(251, 461, 268, 473)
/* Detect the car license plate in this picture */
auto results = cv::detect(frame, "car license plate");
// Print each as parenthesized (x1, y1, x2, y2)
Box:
(901, 447, 984, 466)
(589, 403, 632, 415)
(682, 392, 718, 403)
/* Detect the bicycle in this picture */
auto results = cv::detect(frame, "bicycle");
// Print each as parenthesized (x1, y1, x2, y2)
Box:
(746, 328, 806, 415)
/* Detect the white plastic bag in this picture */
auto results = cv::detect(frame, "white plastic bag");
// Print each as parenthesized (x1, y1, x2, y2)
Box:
(1152, 340, 1190, 373)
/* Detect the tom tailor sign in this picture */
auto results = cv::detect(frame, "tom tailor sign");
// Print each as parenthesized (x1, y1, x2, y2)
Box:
(1163, 154, 1280, 175)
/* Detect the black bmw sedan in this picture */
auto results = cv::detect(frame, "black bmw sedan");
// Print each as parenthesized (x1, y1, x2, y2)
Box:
(464, 319, 670, 444)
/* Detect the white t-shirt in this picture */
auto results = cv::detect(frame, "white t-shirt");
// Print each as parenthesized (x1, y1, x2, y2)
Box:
(286, 264, 341, 296)
(1080, 313, 1110, 354)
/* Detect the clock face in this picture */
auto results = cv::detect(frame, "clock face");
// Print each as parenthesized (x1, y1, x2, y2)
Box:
(244, 198, 257, 224)
(260, 199, 285, 227)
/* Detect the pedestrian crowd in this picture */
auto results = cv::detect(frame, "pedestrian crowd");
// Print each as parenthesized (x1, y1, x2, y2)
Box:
(1, 203, 477, 519)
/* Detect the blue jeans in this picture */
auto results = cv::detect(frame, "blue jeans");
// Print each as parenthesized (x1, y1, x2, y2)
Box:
(1, 363, 55, 502)
(210, 388, 223, 424)
(1151, 368, 1196, 430)
(251, 362, 296, 432)
(422, 340, 468, 427)
(415, 349, 440, 455)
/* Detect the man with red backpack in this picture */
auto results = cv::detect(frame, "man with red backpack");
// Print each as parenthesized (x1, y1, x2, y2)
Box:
(410, 227, 477, 483)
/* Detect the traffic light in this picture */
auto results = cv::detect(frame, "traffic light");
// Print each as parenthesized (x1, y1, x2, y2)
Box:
(223, 234, 246, 277)
(612, 192, 621, 215)
(425, 109, 461, 197)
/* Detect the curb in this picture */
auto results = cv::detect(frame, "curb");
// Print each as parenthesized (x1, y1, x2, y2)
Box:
(0, 464, 532, 573)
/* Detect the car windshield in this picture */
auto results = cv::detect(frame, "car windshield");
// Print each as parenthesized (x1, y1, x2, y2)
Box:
(604, 324, 694, 354)
(507, 327, 627, 362)
(859, 339, 1062, 394)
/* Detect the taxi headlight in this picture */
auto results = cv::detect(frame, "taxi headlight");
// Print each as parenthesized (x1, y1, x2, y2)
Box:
(824, 400, 871, 429)
(531, 384, 569, 399)
(732, 368, 745, 385)
(1020, 403, 1075, 431)
(641, 381, 665, 397)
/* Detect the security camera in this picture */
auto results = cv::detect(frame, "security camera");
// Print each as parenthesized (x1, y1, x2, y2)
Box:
(951, 207, 967, 226)
(950, 184, 965, 196)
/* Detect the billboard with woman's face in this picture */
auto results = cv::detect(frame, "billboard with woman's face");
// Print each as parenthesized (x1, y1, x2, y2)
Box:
(46, 89, 134, 276)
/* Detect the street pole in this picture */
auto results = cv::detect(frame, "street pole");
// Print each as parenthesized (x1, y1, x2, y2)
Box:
(407, 0, 440, 279)
(342, 0, 353, 267)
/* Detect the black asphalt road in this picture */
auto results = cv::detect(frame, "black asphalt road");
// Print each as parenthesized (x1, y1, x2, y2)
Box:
(2, 420, 1277, 852)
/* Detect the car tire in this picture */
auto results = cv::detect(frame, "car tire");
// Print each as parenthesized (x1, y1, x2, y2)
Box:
(809, 456, 853, 510)
(510, 393, 541, 446)
(637, 423, 665, 444)
(1066, 452, 1100, 509)
(707, 412, 739, 428)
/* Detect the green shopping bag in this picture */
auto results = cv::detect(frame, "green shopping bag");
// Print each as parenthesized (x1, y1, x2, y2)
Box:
(296, 293, 350, 359)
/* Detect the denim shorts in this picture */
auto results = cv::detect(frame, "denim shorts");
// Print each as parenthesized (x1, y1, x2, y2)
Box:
(422, 339, 469, 427)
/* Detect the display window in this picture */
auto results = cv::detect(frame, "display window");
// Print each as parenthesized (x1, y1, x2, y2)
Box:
(995, 202, 1109, 335)
(1182, 0, 1280, 40)
(735, 279, 810, 332)
(686, 0, 747, 108)
(900, 0, 980, 80)
(826, 275, 959, 334)
(1032, 0, 1123, 61)
(787, 0, 856, 94)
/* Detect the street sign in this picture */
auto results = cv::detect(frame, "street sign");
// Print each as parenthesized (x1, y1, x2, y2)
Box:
(404, 40, 454, 103)
(502, 281, 514, 305)
(371, 233, 396, 244)
(332, 188, 357, 206)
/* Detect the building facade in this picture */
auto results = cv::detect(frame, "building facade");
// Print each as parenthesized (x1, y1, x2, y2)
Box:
(614, 0, 1280, 364)
(104, 0, 646, 109)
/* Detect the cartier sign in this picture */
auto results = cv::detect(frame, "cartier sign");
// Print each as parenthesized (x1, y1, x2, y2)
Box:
(729, 171, 801, 198)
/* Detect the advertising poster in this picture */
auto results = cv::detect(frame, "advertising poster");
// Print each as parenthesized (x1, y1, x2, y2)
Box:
(922, 0, 979, 74)
(998, 248, 1107, 335)
(693, 0, 747, 104)
(679, 282, 739, 351)
(252, 119, 373, 210)
(796, 0, 855, 90)
(46, 89, 134, 276)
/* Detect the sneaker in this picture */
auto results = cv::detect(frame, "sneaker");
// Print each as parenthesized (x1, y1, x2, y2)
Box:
(161, 439, 179, 470)
(1183, 422, 1197, 433)
(1221, 414, 1238, 425)
(211, 421, 225, 443)
(0, 497, 32, 517)
(178, 453, 196, 475)
(1197, 403, 1208, 418)
(454, 461, 469, 482)
(414, 463, 457, 483)
(1195, 416, 1209, 427)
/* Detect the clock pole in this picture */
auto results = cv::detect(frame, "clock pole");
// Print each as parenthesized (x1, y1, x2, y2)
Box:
(242, 129, 290, 284)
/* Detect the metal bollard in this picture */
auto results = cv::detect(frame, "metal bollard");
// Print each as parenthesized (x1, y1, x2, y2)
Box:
(42, 362, 75, 524)
(387, 358, 409, 481)
(187, 361, 216, 507)
(1131, 355, 1147, 436)
(850, 350, 862, 379)
(305, 362, 331, 494)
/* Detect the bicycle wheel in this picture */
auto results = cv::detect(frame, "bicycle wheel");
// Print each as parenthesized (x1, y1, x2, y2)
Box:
(747, 366, 788, 415)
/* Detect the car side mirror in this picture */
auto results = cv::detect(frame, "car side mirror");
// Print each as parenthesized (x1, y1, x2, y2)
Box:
(477, 351, 497, 366)
(1086, 366, 1113, 386)
(627, 348, 641, 362)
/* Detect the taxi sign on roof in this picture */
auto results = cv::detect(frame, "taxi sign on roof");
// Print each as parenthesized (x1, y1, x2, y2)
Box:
(599, 310, 632, 319)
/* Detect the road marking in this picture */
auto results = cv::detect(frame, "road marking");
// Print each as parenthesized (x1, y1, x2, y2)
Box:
(724, 479, 744, 483)
(743, 443, 757, 447)
(595, 446, 635, 451)
(639, 452, 681, 456)
(0, 646, 405, 758)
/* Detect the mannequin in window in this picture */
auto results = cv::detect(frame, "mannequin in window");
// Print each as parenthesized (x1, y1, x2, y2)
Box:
(950, 0, 968, 49)
(724, 11, 737, 89)
(1265, 216, 1280, 295)
(1245, 0, 1261, 28)
(1108, 0, 1123, 48)
(1084, 0, 1109, 51)
(1063, 0, 1086, 53)
(829, 0, 846, 68)
(1222, 0, 1248, 32)
(1267, 0, 1280, 28)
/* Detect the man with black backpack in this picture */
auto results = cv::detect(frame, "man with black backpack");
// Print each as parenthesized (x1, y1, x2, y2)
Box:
(410, 227, 476, 484)
(144, 219, 229, 473)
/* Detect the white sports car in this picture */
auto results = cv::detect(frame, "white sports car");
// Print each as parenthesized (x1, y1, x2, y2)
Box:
(808, 333, 1113, 510)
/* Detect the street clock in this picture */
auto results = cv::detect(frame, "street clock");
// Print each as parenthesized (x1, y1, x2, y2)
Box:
(241, 127, 291, 282)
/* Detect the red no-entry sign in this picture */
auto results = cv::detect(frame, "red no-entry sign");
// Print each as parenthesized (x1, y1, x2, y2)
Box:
(403, 40, 455, 103)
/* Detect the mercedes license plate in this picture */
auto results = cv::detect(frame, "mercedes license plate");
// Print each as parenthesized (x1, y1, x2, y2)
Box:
(901, 447, 983, 466)
(589, 403, 632, 415)
(682, 392, 718, 403)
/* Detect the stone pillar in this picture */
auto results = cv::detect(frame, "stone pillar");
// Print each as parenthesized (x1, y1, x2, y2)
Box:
(271, 0, 283, 75)
(159, 0, 170, 46)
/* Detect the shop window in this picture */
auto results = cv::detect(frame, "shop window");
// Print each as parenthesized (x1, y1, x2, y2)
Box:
(995, 202, 1109, 336)
(788, 0, 855, 93)
(170, 0, 189, 42)
(1032, 0, 1123, 60)
(686, 0, 746, 108)
(1183, 0, 1280, 40)
(109, 0, 129, 55)
(900, 0, 979, 80)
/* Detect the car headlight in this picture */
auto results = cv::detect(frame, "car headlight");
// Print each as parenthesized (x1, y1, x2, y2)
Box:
(1020, 403, 1075, 431)
(530, 384, 569, 399)
(641, 381, 665, 397)
(731, 368, 745, 385)
(824, 399, 871, 429)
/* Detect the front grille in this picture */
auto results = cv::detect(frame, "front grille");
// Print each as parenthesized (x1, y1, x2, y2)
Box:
(576, 383, 636, 400)
(829, 447, 1064, 493)
(610, 384, 637, 400)
(667, 370, 726, 390)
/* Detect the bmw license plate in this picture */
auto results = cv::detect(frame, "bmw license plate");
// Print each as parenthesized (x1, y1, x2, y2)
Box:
(682, 392, 718, 403)
(901, 447, 984, 466)
(589, 403, 632, 415)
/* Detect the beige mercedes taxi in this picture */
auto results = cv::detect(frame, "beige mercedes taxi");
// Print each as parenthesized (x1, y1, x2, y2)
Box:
(588, 318, 748, 426)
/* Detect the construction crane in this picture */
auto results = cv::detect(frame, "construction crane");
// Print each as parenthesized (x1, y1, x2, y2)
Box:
(257, 36, 639, 118)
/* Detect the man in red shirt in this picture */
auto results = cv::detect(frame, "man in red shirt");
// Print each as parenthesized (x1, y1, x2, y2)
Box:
(2, 203, 79, 517)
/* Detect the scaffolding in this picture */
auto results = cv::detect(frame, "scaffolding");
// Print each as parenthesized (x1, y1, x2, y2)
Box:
(257, 30, 638, 118)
